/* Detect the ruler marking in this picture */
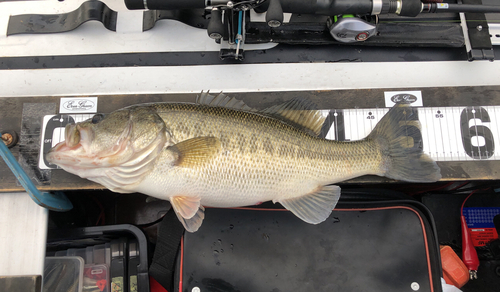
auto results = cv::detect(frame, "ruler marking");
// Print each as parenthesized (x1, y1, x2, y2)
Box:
(472, 108, 481, 159)
(441, 107, 450, 160)
(427, 107, 434, 158)
(369, 108, 374, 132)
(356, 109, 362, 139)
(489, 106, 496, 159)
(484, 106, 494, 159)
(423, 107, 434, 159)
(493, 106, 500, 159)
(347, 109, 353, 141)
(464, 107, 471, 161)
(437, 107, 443, 160)
(479, 107, 490, 159)
(431, 107, 440, 159)
(446, 107, 456, 161)
(334, 110, 338, 140)
(58, 115, 63, 144)
(455, 107, 465, 161)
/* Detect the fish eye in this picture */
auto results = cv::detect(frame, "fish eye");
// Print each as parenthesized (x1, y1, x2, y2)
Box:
(91, 114, 105, 124)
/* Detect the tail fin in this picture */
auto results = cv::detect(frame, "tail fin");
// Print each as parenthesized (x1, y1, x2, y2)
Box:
(367, 104, 441, 182)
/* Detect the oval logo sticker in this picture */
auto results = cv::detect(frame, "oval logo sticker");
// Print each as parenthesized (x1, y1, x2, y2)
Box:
(60, 97, 98, 113)
(390, 93, 418, 104)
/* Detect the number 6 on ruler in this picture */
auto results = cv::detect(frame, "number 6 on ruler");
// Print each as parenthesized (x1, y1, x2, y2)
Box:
(460, 107, 495, 159)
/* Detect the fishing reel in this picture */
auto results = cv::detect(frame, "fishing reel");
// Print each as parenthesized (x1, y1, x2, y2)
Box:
(327, 15, 378, 43)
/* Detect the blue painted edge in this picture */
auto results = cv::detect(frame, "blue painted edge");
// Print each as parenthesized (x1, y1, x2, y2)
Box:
(0, 132, 73, 211)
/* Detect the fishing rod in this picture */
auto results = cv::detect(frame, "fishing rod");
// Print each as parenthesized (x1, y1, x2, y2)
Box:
(125, 0, 499, 59)
(126, 0, 500, 18)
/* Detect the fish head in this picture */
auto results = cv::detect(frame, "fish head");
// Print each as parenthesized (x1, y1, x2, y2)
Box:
(46, 106, 168, 188)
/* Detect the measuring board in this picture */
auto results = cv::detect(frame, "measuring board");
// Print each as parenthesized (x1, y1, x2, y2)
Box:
(39, 105, 500, 169)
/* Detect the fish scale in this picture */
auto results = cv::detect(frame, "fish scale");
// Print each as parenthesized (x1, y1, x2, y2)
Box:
(47, 94, 441, 232)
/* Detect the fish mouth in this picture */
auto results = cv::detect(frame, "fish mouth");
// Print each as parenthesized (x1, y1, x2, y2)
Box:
(46, 124, 95, 167)
(46, 139, 85, 166)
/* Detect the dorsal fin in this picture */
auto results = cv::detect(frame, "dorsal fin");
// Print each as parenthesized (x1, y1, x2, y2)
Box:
(260, 98, 326, 136)
(196, 91, 255, 112)
(197, 91, 326, 136)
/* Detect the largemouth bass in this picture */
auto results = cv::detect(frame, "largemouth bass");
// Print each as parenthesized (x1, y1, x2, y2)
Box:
(47, 92, 441, 232)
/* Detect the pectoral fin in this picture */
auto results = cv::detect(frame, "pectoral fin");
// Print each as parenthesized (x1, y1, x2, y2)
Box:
(170, 196, 205, 232)
(279, 185, 341, 224)
(167, 137, 221, 168)
(171, 196, 202, 219)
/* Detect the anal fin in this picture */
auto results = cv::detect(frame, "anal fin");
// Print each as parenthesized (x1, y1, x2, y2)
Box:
(279, 185, 341, 224)
(170, 196, 205, 232)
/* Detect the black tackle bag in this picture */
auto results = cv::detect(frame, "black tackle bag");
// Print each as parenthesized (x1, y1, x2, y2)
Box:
(171, 200, 443, 292)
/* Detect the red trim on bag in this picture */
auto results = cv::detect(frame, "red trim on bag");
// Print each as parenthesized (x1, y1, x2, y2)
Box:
(178, 236, 184, 292)
(179, 206, 435, 292)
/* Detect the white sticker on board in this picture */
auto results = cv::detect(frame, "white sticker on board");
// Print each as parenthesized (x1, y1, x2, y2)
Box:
(59, 97, 98, 113)
(384, 91, 423, 107)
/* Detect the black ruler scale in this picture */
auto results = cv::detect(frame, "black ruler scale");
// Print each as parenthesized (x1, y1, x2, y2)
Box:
(39, 106, 500, 169)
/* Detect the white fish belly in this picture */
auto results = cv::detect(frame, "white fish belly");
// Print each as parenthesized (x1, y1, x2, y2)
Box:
(135, 168, 319, 208)
(133, 149, 322, 208)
